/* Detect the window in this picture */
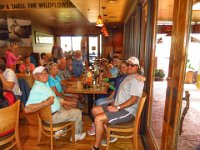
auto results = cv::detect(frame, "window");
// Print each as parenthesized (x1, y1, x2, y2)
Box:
(89, 36, 98, 64)
(35, 32, 54, 44)
(60, 36, 82, 52)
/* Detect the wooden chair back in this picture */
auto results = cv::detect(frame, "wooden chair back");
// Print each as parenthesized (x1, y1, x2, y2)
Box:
(37, 104, 53, 124)
(133, 92, 147, 136)
(0, 100, 22, 150)
(106, 92, 147, 150)
(37, 105, 75, 150)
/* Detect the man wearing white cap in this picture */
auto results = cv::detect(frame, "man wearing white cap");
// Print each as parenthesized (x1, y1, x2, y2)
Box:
(25, 66, 86, 142)
(91, 57, 144, 150)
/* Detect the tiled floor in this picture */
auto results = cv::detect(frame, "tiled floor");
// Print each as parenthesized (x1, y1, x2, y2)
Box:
(152, 81, 200, 150)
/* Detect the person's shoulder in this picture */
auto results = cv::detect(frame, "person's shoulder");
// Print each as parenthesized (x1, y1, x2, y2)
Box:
(48, 75, 54, 80)
(4, 68, 15, 75)
(55, 75, 61, 80)
(130, 74, 144, 82)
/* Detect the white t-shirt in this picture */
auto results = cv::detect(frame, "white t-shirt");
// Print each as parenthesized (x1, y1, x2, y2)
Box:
(114, 74, 144, 116)
(3, 68, 22, 96)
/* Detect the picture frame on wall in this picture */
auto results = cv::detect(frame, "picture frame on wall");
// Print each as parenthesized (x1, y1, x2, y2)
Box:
(0, 18, 9, 47)
(0, 18, 32, 47)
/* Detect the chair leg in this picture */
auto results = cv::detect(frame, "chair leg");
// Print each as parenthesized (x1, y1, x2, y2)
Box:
(15, 131, 22, 150)
(37, 123, 42, 144)
(20, 102, 27, 119)
(106, 129, 111, 150)
(133, 134, 138, 150)
(51, 131, 54, 150)
(71, 123, 75, 143)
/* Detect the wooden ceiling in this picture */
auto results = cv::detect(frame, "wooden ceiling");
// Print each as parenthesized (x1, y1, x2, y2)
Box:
(0, 0, 200, 32)
(0, 0, 132, 30)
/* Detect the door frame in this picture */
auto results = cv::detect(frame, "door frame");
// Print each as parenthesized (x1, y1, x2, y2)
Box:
(144, 0, 193, 149)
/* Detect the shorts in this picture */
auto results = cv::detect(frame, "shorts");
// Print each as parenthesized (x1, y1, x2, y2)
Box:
(101, 104, 135, 126)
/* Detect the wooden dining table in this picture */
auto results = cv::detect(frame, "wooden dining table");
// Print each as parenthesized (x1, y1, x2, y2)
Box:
(65, 81, 108, 120)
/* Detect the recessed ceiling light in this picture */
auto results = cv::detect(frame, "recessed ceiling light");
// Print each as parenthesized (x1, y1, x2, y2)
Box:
(108, 0, 117, 4)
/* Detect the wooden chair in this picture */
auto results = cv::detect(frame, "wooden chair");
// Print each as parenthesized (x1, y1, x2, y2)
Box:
(37, 105, 75, 150)
(106, 92, 147, 150)
(179, 91, 190, 135)
(0, 100, 22, 150)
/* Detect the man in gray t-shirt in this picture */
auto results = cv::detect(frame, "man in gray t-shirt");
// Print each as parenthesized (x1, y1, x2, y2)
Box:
(91, 57, 144, 150)
(57, 57, 71, 81)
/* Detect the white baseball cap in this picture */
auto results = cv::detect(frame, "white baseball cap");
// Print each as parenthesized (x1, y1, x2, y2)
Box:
(32, 66, 46, 75)
(127, 57, 140, 67)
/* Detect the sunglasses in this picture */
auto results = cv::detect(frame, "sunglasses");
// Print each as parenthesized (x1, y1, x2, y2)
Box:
(126, 63, 137, 67)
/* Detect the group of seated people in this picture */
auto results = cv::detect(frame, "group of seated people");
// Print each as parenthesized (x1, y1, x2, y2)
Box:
(0, 44, 146, 150)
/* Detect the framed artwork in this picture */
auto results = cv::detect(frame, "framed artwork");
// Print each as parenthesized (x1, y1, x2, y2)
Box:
(3, 18, 32, 47)
(0, 18, 9, 47)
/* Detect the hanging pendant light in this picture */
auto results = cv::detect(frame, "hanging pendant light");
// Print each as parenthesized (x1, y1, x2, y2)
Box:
(105, 32, 109, 37)
(96, 0, 104, 27)
(101, 25, 106, 32)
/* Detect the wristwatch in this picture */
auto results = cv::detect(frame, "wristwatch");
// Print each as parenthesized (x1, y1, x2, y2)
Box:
(117, 105, 121, 110)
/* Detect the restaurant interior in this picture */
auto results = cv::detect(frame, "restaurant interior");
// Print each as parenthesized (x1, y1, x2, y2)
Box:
(0, 0, 200, 150)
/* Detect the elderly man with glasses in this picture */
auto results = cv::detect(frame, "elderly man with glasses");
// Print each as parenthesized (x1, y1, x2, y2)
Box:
(25, 66, 86, 142)
(91, 57, 144, 150)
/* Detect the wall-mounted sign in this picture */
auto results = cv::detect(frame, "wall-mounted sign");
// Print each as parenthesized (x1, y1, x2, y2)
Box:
(0, 18, 32, 47)
(0, 0, 74, 11)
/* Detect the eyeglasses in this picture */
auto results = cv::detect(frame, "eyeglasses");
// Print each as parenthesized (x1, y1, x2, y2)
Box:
(126, 63, 137, 67)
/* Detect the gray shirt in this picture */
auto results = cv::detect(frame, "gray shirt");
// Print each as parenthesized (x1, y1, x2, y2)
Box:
(114, 74, 144, 116)
(58, 69, 71, 80)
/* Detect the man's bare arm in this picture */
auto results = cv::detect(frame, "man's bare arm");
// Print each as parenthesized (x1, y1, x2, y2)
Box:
(107, 96, 138, 112)
(0, 74, 15, 90)
(25, 96, 54, 113)
(118, 96, 138, 110)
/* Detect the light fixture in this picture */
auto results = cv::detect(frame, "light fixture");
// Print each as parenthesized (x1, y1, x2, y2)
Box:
(101, 26, 106, 32)
(96, 0, 104, 27)
(101, 9, 109, 37)
(101, 14, 107, 33)
(104, 31, 109, 37)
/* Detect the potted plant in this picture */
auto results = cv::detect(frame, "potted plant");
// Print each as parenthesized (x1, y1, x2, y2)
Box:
(154, 69, 165, 81)
(186, 59, 194, 71)
(185, 59, 195, 83)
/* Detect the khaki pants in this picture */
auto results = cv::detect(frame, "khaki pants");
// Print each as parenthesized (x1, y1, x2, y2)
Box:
(52, 107, 82, 134)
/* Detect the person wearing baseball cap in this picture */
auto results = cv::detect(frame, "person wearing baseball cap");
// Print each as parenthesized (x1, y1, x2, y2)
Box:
(126, 56, 140, 67)
(91, 56, 144, 150)
(25, 66, 86, 142)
